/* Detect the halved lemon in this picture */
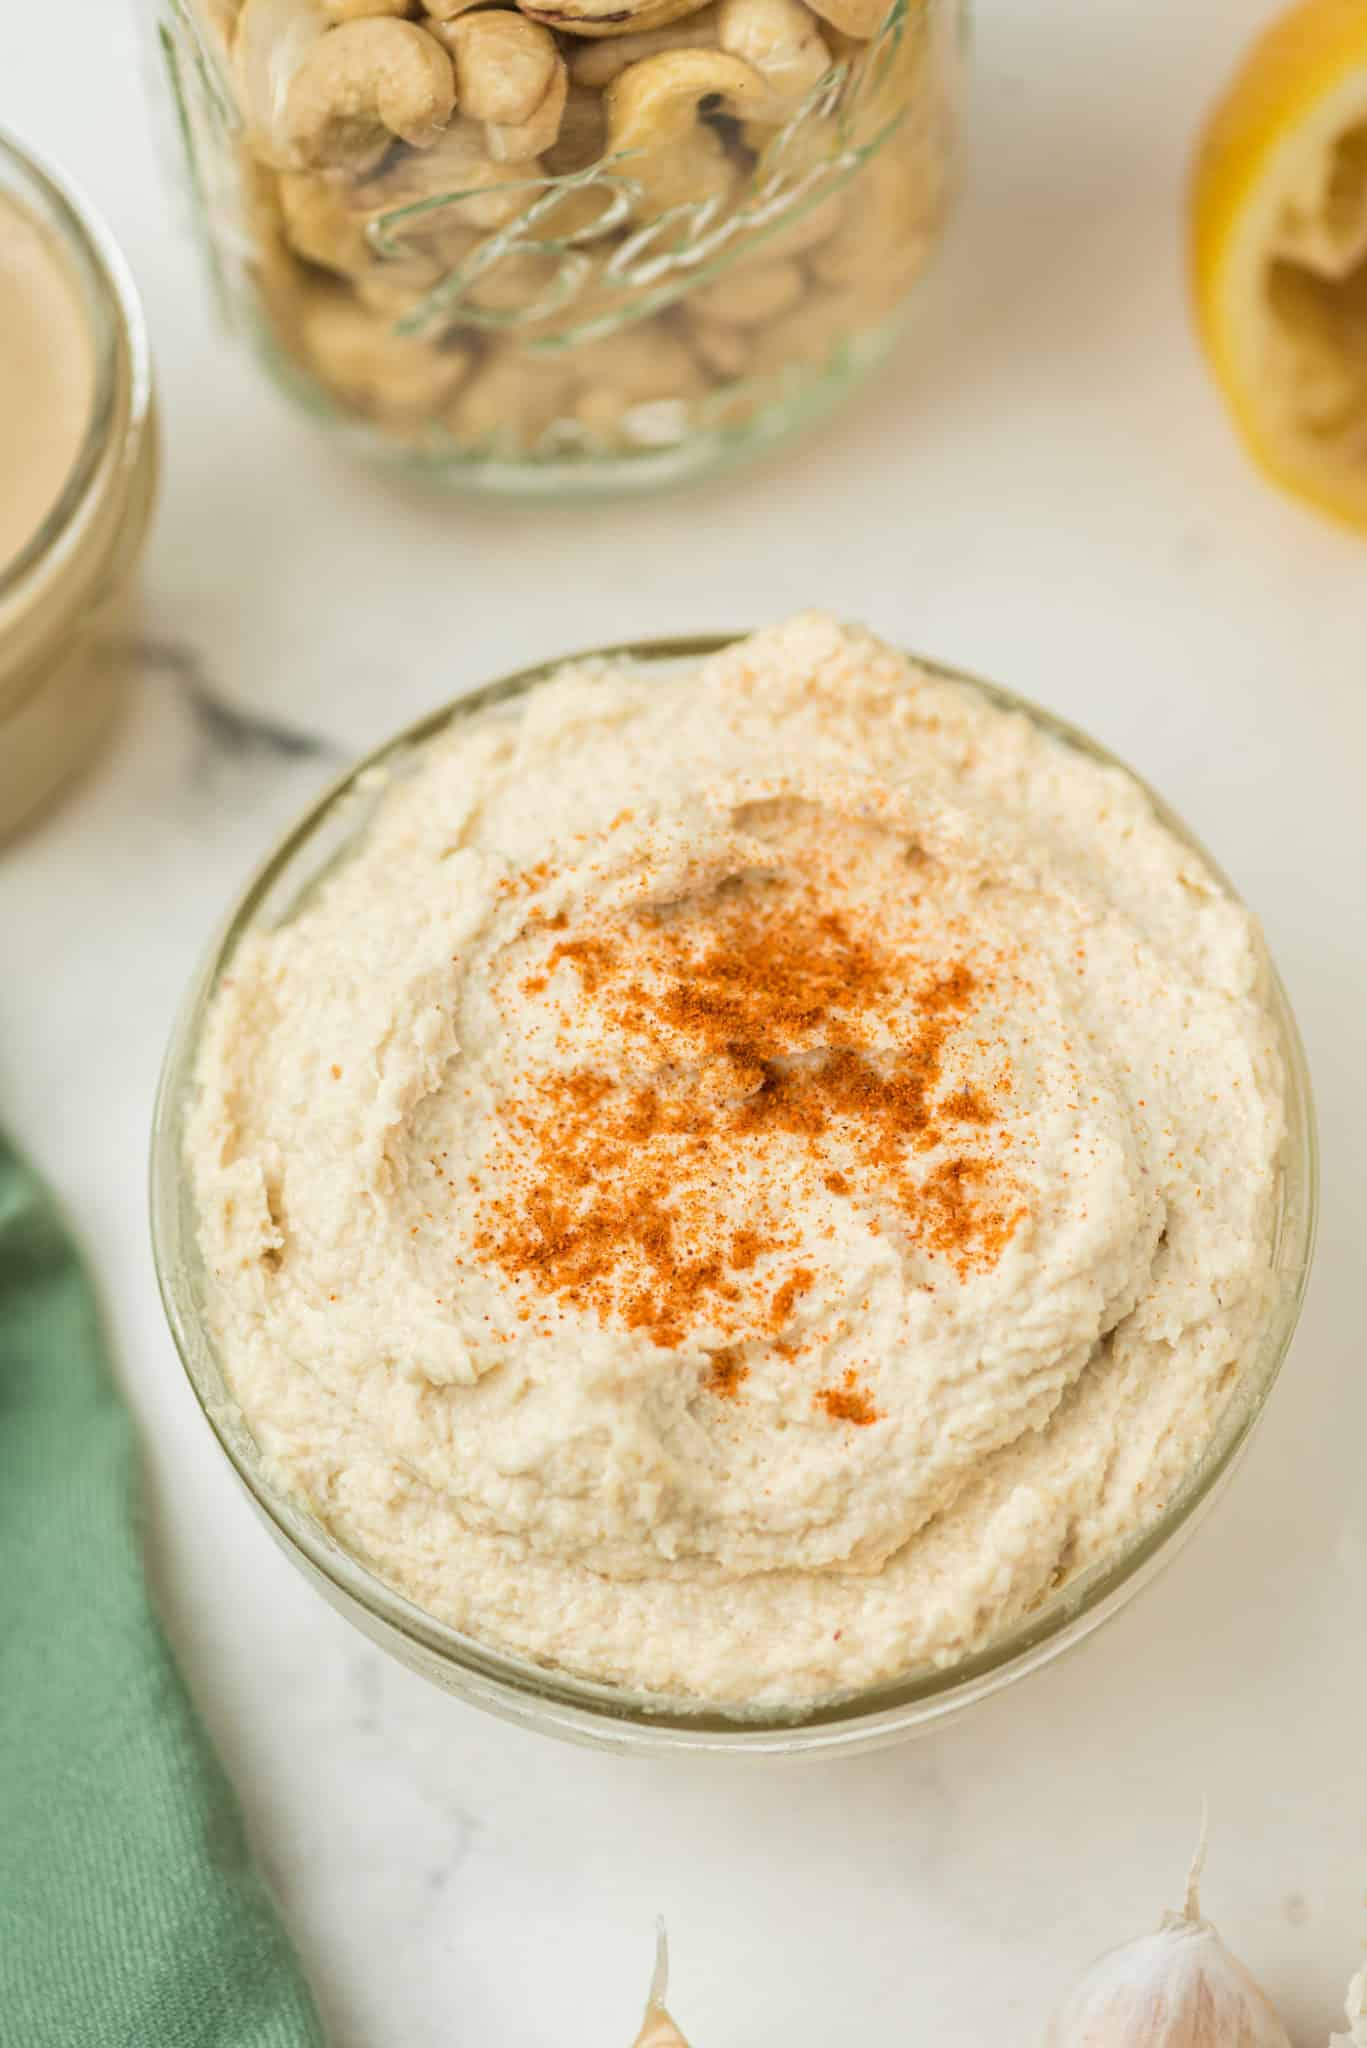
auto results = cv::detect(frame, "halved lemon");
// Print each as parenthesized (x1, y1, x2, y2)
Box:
(1191, 0, 1367, 530)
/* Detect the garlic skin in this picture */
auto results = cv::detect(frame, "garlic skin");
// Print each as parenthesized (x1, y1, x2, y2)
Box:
(1045, 1911, 1293, 2048)
(1329, 1962, 1367, 2046)
(634, 1925, 690, 2048)
(1046, 1836, 1291, 2048)
(636, 2010, 689, 2048)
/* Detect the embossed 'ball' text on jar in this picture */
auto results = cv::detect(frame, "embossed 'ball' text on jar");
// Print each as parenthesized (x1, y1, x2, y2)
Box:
(147, 0, 963, 492)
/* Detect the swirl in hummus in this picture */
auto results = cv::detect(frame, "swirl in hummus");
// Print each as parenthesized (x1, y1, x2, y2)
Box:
(188, 614, 1287, 1705)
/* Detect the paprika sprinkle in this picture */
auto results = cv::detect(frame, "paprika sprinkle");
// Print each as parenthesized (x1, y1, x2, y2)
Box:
(477, 842, 1023, 1404)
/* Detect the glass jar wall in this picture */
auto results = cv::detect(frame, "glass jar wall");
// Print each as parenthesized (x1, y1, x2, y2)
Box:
(149, 0, 962, 492)
(0, 131, 157, 840)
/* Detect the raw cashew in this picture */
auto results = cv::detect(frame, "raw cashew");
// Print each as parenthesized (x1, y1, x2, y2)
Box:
(802, 0, 885, 41)
(566, 10, 717, 89)
(518, 0, 714, 44)
(361, 120, 540, 229)
(808, 217, 930, 293)
(570, 321, 701, 392)
(280, 156, 486, 279)
(279, 173, 401, 270)
(602, 47, 763, 215)
(746, 185, 843, 260)
(717, 0, 828, 121)
(745, 281, 859, 372)
(422, 0, 493, 15)
(278, 168, 377, 270)
(605, 46, 767, 144)
(353, 262, 474, 316)
(690, 255, 802, 324)
(826, 0, 929, 127)
(321, 0, 412, 17)
(240, 153, 289, 243)
(485, 56, 568, 161)
(440, 10, 558, 121)
(569, 322, 707, 435)
(684, 313, 752, 378)
(448, 345, 576, 443)
(300, 289, 476, 411)
(240, 157, 314, 324)
(806, 135, 939, 288)
(233, 0, 333, 168)
(205, 0, 244, 48)
(282, 18, 456, 171)
(619, 122, 738, 218)
(541, 85, 607, 172)
(461, 245, 564, 310)
(531, 174, 625, 237)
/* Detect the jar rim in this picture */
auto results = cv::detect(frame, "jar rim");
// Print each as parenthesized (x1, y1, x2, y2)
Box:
(0, 127, 153, 609)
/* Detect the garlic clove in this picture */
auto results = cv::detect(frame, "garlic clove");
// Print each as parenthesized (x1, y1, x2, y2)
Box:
(1046, 1831, 1292, 2048)
(636, 2009, 690, 2048)
(634, 1924, 691, 2048)
(1330, 1962, 1367, 2046)
(1046, 1912, 1292, 2048)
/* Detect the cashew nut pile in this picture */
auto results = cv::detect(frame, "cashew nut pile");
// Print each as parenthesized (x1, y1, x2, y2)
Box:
(205, 0, 953, 461)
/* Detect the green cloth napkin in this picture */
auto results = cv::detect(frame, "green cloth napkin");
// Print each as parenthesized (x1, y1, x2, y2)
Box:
(0, 1130, 326, 2047)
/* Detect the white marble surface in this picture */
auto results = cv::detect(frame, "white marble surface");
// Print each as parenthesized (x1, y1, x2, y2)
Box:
(5, 0, 1367, 2041)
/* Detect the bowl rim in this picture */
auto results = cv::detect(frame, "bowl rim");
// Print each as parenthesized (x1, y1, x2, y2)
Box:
(150, 635, 1319, 1752)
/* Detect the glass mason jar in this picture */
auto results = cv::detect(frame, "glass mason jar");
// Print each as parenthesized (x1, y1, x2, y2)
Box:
(148, 0, 963, 492)
(0, 130, 157, 840)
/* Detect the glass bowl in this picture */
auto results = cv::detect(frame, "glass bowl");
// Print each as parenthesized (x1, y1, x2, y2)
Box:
(151, 638, 1318, 1755)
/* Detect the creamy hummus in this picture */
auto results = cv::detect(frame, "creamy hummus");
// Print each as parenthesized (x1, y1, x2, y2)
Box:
(188, 614, 1287, 1706)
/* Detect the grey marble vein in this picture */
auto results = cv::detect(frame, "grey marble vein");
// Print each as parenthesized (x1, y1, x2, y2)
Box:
(129, 634, 347, 770)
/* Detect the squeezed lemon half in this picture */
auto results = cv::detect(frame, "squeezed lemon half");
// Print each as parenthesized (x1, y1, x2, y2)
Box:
(1191, 0, 1367, 530)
